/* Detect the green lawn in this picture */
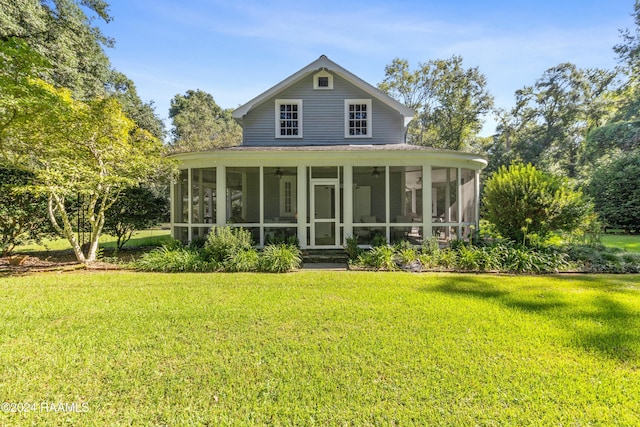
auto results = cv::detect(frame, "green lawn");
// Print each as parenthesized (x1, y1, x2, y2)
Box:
(1, 272, 639, 426)
(602, 234, 640, 253)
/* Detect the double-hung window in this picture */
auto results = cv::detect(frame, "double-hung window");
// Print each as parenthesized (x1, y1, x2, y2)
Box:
(275, 99, 302, 138)
(345, 99, 372, 138)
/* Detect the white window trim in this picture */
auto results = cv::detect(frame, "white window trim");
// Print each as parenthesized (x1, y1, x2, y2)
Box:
(279, 175, 297, 217)
(275, 99, 303, 139)
(344, 99, 372, 139)
(313, 70, 334, 90)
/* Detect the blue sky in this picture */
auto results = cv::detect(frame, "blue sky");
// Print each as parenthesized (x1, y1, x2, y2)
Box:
(98, 0, 635, 135)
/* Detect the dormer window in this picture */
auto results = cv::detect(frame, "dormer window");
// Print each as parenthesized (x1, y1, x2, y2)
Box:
(313, 70, 333, 90)
(275, 99, 302, 138)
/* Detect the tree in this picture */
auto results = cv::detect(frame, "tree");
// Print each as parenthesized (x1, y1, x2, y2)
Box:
(614, 0, 640, 120)
(103, 185, 168, 251)
(582, 120, 640, 166)
(587, 150, 640, 233)
(379, 56, 494, 151)
(0, 0, 113, 99)
(106, 70, 165, 140)
(169, 89, 241, 152)
(482, 164, 594, 244)
(10, 79, 168, 264)
(0, 165, 53, 256)
(490, 63, 618, 178)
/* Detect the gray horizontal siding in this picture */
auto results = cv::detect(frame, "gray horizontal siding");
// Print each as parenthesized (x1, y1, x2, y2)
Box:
(242, 72, 405, 146)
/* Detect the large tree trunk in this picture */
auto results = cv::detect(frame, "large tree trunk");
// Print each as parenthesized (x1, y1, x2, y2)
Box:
(48, 194, 86, 264)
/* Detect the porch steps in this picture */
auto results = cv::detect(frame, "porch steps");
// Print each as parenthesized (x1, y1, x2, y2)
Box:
(302, 249, 349, 265)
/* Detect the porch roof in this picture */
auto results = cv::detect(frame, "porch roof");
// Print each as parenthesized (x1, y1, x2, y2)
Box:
(171, 144, 488, 170)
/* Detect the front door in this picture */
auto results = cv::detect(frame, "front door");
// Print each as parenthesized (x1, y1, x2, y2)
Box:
(311, 181, 339, 247)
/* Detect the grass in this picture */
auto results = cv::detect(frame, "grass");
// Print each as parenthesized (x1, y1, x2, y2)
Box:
(1, 272, 639, 426)
(14, 228, 172, 253)
(602, 234, 640, 253)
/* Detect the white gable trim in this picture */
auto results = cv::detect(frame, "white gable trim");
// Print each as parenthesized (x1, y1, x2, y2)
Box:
(232, 55, 415, 126)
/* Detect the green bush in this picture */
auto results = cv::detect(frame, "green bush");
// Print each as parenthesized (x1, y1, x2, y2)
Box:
(344, 235, 364, 261)
(483, 164, 593, 245)
(224, 248, 259, 272)
(134, 245, 218, 272)
(397, 247, 419, 265)
(565, 243, 640, 273)
(587, 150, 640, 233)
(456, 245, 496, 272)
(203, 226, 254, 263)
(258, 244, 302, 273)
(356, 245, 397, 271)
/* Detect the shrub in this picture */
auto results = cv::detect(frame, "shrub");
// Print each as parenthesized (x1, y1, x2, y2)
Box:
(103, 185, 168, 251)
(371, 234, 388, 247)
(203, 226, 254, 263)
(356, 245, 397, 271)
(483, 163, 593, 245)
(224, 248, 259, 272)
(397, 247, 418, 265)
(0, 165, 55, 256)
(488, 243, 570, 274)
(565, 243, 640, 273)
(587, 150, 640, 233)
(258, 244, 302, 273)
(421, 238, 441, 255)
(134, 245, 218, 272)
(456, 245, 496, 272)
(344, 235, 363, 261)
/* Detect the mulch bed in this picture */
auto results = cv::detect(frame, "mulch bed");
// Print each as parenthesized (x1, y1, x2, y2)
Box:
(1, 250, 126, 275)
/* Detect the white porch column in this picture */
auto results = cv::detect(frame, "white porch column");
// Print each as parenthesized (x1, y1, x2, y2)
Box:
(458, 167, 463, 239)
(343, 165, 353, 243)
(297, 165, 307, 249)
(259, 166, 264, 247)
(475, 170, 481, 225)
(187, 168, 192, 242)
(423, 164, 432, 240)
(216, 166, 226, 226)
(385, 166, 390, 243)
(170, 173, 175, 238)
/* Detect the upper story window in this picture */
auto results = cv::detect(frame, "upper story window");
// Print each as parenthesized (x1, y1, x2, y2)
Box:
(275, 99, 302, 138)
(313, 70, 333, 90)
(345, 99, 372, 138)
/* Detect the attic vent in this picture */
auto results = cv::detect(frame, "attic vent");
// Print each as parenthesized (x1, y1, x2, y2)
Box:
(313, 70, 333, 90)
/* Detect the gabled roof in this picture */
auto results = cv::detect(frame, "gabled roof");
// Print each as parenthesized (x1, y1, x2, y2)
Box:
(232, 55, 416, 126)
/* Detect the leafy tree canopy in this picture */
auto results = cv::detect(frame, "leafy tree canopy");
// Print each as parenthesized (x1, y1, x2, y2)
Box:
(587, 150, 640, 233)
(0, 164, 54, 256)
(487, 63, 618, 178)
(169, 89, 241, 152)
(106, 70, 165, 140)
(0, 0, 113, 99)
(379, 56, 494, 151)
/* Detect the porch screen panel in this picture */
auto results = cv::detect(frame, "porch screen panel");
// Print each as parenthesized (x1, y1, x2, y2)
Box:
(389, 166, 422, 222)
(352, 166, 385, 223)
(174, 169, 188, 223)
(226, 167, 260, 223)
(191, 168, 216, 223)
(432, 167, 458, 222)
(264, 167, 297, 223)
(461, 169, 476, 223)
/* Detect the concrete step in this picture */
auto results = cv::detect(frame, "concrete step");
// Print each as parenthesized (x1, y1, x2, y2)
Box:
(302, 249, 349, 264)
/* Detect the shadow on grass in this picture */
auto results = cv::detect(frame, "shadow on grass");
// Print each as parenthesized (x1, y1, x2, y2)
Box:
(422, 275, 639, 363)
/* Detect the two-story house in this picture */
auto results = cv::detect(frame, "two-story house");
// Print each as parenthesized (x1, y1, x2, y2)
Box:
(170, 55, 487, 248)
